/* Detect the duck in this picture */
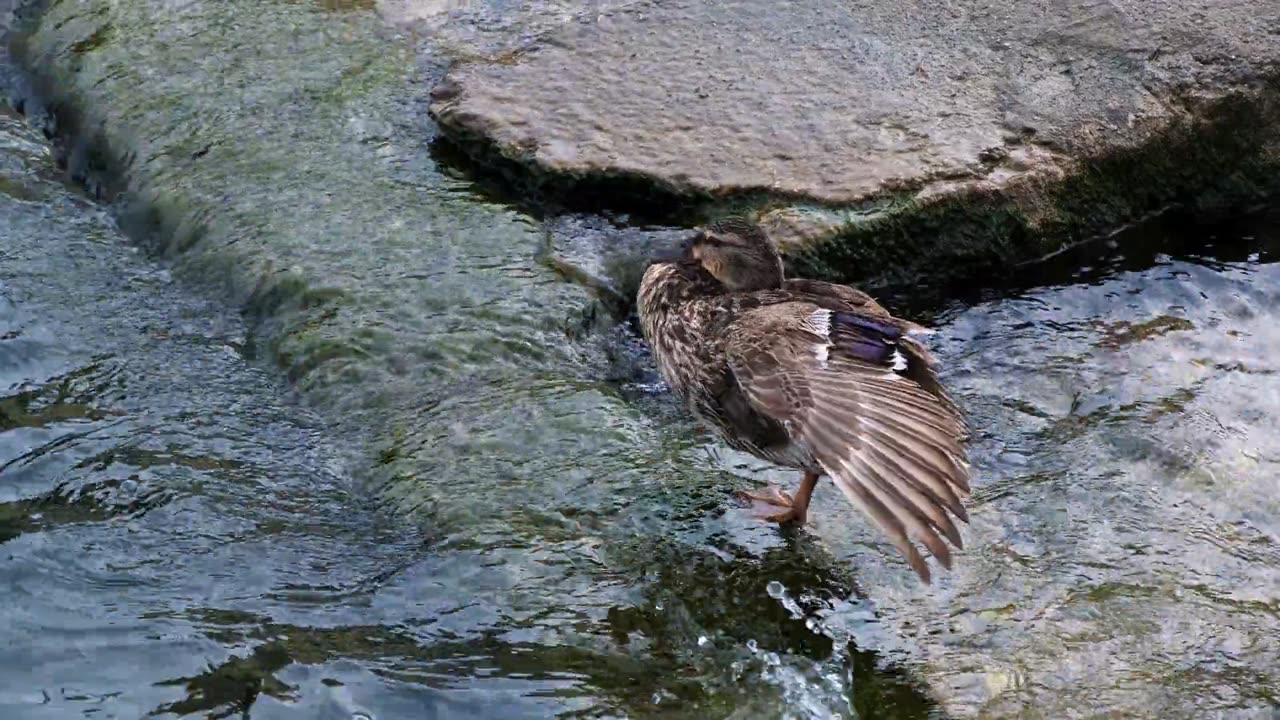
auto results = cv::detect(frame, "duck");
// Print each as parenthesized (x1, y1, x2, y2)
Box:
(637, 218, 971, 583)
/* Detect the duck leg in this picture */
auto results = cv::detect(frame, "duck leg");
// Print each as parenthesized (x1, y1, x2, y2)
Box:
(737, 470, 820, 525)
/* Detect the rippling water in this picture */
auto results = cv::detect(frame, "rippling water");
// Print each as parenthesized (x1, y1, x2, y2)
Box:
(0, 108, 430, 719)
(7, 81, 1279, 714)
(5, 0, 1280, 717)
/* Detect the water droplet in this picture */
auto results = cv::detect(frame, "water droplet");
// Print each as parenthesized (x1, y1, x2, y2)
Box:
(766, 580, 785, 598)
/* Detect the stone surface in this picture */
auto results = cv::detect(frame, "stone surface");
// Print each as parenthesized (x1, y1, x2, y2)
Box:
(431, 0, 1280, 225)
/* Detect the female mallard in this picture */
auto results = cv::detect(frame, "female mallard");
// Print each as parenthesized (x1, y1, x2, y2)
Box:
(637, 218, 971, 583)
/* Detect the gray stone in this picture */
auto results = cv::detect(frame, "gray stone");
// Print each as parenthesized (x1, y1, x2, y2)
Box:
(432, 0, 1280, 275)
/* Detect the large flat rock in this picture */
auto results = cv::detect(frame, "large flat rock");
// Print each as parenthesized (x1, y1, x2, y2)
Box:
(431, 0, 1280, 213)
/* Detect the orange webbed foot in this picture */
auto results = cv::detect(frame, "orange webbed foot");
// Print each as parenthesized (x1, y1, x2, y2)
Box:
(735, 484, 808, 525)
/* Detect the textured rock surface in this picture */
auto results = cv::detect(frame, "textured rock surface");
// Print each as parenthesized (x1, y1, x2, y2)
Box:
(432, 0, 1280, 203)
(432, 0, 1280, 277)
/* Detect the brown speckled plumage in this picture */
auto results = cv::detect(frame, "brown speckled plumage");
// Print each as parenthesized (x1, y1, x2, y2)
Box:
(637, 218, 971, 583)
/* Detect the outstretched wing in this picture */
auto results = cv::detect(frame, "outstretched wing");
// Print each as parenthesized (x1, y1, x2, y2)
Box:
(722, 303, 970, 583)
(780, 279, 961, 419)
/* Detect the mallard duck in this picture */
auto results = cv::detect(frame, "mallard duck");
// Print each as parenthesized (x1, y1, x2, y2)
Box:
(637, 218, 971, 583)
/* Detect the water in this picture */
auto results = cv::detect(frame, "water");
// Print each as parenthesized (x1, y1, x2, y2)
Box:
(2, 3, 923, 715)
(0, 107, 425, 719)
(4, 0, 1280, 717)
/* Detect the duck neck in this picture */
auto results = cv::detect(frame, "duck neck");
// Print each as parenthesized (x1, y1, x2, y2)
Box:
(701, 252, 784, 292)
(638, 261, 717, 332)
(723, 260, 784, 292)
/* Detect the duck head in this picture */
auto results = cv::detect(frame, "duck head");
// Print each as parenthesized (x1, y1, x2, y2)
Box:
(685, 218, 784, 292)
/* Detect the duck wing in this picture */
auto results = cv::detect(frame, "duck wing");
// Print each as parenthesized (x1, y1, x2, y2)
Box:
(781, 279, 962, 422)
(722, 302, 970, 583)
(782, 278, 890, 317)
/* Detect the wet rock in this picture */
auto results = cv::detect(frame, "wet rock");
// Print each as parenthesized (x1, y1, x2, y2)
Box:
(543, 213, 691, 317)
(431, 0, 1280, 282)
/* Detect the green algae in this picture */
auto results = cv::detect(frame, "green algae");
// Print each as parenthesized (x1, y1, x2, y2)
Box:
(18, 0, 578, 396)
(0, 174, 43, 201)
(1095, 316, 1197, 349)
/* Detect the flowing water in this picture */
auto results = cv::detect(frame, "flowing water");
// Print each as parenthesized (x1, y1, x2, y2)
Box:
(3, 1, 1280, 718)
(0, 107, 424, 719)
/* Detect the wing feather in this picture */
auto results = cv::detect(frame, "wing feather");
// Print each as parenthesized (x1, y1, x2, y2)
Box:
(848, 372, 964, 428)
(858, 444, 965, 546)
(818, 447, 934, 583)
(724, 304, 971, 583)
(862, 442, 969, 523)
(858, 413, 970, 488)
(809, 385, 958, 564)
